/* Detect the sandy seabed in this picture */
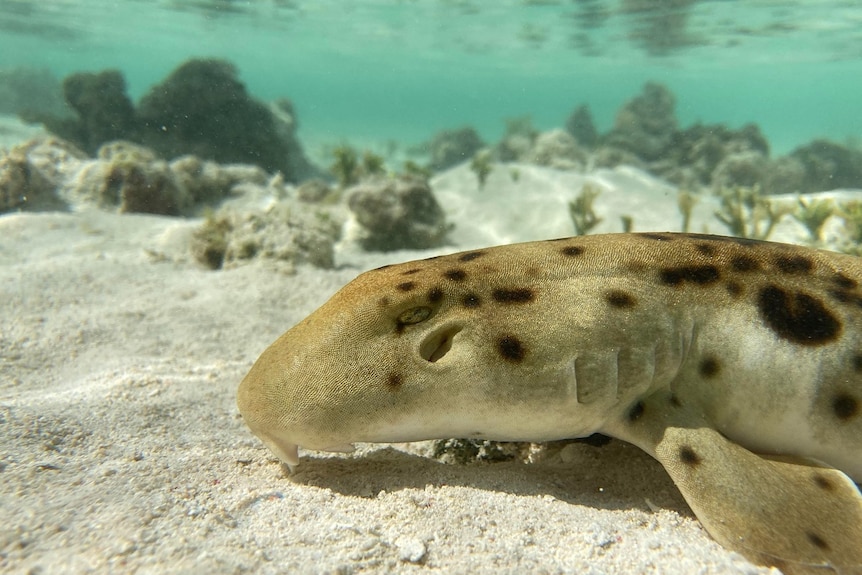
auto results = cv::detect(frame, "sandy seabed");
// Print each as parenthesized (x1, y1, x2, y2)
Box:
(0, 158, 815, 574)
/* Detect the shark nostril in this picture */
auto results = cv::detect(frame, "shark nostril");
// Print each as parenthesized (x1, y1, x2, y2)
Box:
(420, 325, 462, 363)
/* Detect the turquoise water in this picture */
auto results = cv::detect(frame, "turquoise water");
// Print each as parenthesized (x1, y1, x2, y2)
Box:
(2, 0, 861, 155)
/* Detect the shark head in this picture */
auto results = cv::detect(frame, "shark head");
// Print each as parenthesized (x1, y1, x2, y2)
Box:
(236, 240, 637, 467)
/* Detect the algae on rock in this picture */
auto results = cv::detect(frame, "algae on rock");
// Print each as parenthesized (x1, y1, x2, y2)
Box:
(190, 202, 343, 271)
(346, 175, 451, 252)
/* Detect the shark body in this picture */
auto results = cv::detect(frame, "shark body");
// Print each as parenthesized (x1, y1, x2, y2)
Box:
(238, 232, 862, 574)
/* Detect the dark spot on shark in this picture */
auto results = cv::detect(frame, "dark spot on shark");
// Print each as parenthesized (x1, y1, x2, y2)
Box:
(699, 357, 720, 378)
(461, 293, 482, 308)
(660, 265, 721, 287)
(725, 281, 744, 297)
(561, 246, 584, 257)
(492, 288, 535, 304)
(444, 269, 467, 281)
(458, 251, 485, 262)
(811, 473, 834, 492)
(832, 273, 857, 290)
(832, 393, 859, 420)
(679, 446, 701, 466)
(758, 285, 841, 346)
(730, 255, 759, 272)
(627, 401, 645, 422)
(806, 532, 830, 551)
(427, 287, 444, 303)
(774, 255, 814, 275)
(605, 290, 637, 308)
(497, 335, 526, 362)
(694, 243, 716, 256)
(386, 372, 403, 390)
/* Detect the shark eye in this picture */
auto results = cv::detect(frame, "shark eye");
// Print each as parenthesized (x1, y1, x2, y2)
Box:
(397, 306, 433, 325)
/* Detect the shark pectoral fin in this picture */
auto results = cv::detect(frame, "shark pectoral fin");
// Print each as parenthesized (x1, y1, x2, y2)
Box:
(655, 425, 862, 574)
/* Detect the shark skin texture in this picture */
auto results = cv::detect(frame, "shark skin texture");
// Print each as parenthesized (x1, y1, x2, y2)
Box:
(237, 232, 862, 574)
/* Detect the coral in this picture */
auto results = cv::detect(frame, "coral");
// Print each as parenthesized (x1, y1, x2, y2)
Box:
(528, 129, 587, 170)
(496, 116, 539, 162)
(0, 135, 314, 217)
(710, 151, 768, 192)
(789, 139, 862, 193)
(31, 60, 319, 182)
(169, 155, 267, 206)
(604, 82, 677, 162)
(268, 98, 321, 182)
(426, 126, 485, 171)
(564, 104, 598, 148)
(346, 176, 450, 251)
(662, 122, 770, 187)
(0, 146, 55, 212)
(591, 146, 645, 170)
(762, 156, 806, 195)
(38, 70, 137, 155)
(0, 67, 68, 119)
(0, 137, 85, 213)
(66, 141, 188, 215)
(296, 178, 334, 203)
(469, 149, 493, 189)
(568, 183, 603, 236)
(191, 201, 342, 271)
(137, 59, 292, 176)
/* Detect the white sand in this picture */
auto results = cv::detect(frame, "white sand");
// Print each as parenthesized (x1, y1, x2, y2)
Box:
(6, 158, 852, 574)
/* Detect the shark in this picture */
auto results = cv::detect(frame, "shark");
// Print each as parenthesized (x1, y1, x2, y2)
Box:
(237, 232, 862, 574)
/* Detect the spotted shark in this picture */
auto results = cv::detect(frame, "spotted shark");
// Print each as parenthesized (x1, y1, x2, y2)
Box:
(237, 232, 862, 574)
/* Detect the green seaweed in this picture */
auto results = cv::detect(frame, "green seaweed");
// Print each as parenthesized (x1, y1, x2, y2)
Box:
(361, 150, 386, 177)
(713, 185, 790, 240)
(677, 189, 698, 233)
(793, 197, 835, 243)
(470, 149, 493, 189)
(621, 214, 634, 233)
(836, 201, 862, 254)
(401, 160, 433, 181)
(191, 208, 232, 270)
(569, 183, 603, 236)
(329, 144, 360, 188)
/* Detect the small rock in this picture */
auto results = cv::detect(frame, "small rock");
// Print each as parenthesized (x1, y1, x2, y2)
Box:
(394, 535, 426, 564)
